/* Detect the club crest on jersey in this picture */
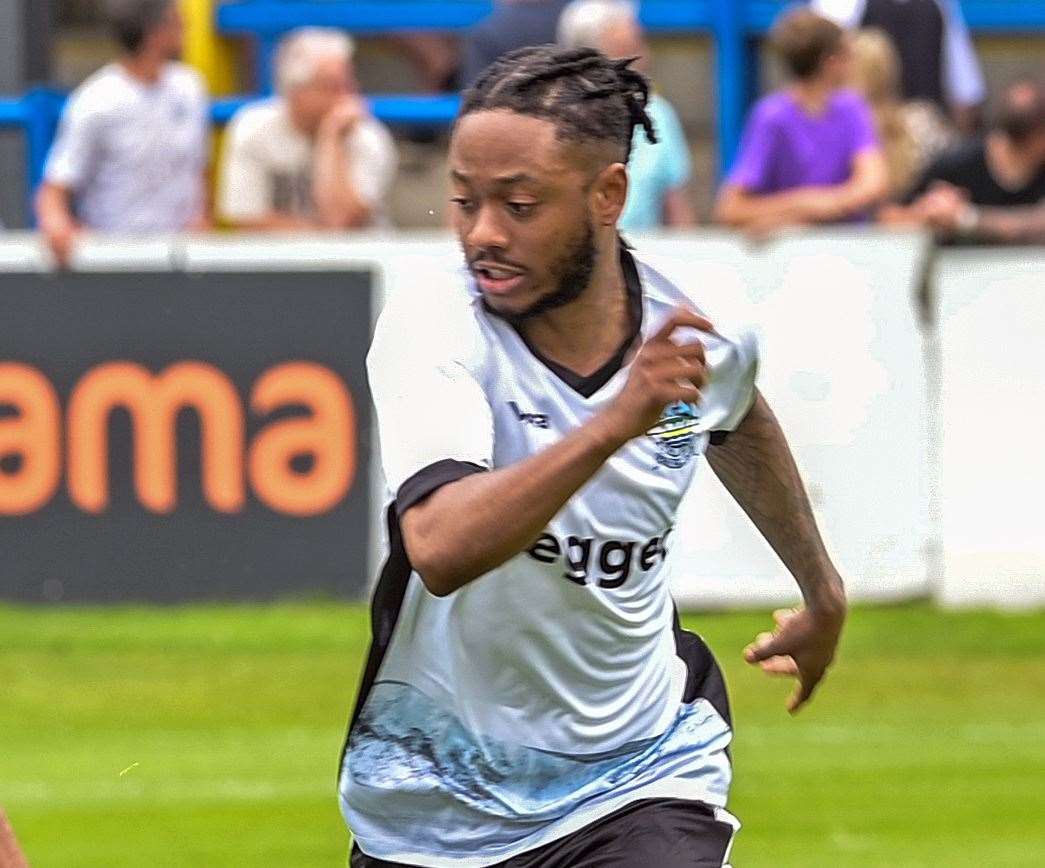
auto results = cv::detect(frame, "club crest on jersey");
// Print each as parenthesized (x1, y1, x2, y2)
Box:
(647, 402, 700, 469)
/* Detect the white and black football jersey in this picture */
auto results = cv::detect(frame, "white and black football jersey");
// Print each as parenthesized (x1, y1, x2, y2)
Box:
(340, 248, 758, 866)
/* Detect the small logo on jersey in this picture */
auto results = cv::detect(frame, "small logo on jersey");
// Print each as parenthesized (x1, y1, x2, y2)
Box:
(509, 401, 550, 429)
(647, 402, 700, 469)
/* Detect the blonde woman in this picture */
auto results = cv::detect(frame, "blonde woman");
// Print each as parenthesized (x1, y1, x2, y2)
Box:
(850, 28, 954, 198)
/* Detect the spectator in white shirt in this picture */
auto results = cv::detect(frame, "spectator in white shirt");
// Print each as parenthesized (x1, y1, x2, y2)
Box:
(811, 0, 986, 132)
(217, 28, 398, 231)
(35, 0, 210, 267)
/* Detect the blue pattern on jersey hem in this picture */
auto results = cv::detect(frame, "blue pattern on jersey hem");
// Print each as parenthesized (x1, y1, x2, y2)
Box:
(343, 680, 731, 855)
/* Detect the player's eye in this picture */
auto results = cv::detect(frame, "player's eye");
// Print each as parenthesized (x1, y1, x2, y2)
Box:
(506, 201, 537, 217)
(450, 196, 476, 213)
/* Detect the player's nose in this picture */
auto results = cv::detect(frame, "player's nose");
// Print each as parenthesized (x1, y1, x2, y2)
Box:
(466, 204, 510, 251)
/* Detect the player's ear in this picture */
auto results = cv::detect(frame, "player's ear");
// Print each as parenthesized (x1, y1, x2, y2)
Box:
(590, 162, 628, 227)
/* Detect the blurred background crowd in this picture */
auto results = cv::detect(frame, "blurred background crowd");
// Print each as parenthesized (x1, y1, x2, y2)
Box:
(0, 0, 1042, 266)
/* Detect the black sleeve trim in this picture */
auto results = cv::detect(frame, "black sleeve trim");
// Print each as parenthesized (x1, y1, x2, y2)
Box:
(395, 459, 488, 517)
(709, 431, 730, 446)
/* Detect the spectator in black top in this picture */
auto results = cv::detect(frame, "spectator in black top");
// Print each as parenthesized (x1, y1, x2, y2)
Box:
(813, 0, 986, 133)
(461, 0, 573, 87)
(882, 79, 1045, 244)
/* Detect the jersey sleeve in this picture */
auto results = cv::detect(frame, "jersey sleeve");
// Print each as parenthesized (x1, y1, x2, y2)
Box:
(44, 89, 101, 191)
(702, 328, 759, 437)
(367, 297, 494, 513)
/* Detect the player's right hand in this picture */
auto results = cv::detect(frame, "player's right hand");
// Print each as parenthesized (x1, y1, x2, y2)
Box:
(602, 307, 713, 443)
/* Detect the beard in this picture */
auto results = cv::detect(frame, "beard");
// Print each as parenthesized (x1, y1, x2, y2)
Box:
(481, 218, 597, 327)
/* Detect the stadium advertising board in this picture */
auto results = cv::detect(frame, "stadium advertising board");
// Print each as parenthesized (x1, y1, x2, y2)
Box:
(0, 270, 372, 602)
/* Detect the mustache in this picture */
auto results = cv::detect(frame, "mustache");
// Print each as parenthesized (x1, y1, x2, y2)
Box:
(467, 250, 527, 271)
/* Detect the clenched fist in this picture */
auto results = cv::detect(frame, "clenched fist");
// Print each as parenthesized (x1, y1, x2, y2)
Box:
(600, 307, 712, 443)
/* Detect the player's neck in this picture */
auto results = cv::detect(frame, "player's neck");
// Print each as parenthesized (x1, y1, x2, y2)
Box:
(517, 243, 633, 378)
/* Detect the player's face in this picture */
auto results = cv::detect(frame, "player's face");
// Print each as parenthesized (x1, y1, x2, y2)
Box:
(449, 110, 616, 321)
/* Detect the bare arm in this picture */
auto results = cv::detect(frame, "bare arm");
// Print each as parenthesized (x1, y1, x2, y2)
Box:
(878, 202, 925, 225)
(311, 97, 373, 230)
(402, 310, 712, 596)
(0, 809, 29, 868)
(229, 212, 320, 231)
(715, 149, 889, 230)
(34, 181, 80, 268)
(962, 205, 1045, 245)
(402, 415, 629, 595)
(882, 182, 1045, 244)
(706, 391, 847, 711)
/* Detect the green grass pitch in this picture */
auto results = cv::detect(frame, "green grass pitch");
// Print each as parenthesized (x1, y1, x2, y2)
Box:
(1, 602, 1043, 867)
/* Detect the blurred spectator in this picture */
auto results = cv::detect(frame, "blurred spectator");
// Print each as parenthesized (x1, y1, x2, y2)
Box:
(812, 0, 986, 133)
(882, 80, 1045, 244)
(462, 0, 573, 87)
(849, 28, 954, 199)
(557, 0, 695, 231)
(217, 29, 397, 231)
(35, 0, 210, 267)
(714, 8, 888, 233)
(388, 33, 460, 92)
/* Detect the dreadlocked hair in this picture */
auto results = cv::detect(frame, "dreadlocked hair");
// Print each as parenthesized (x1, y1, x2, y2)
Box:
(459, 45, 657, 163)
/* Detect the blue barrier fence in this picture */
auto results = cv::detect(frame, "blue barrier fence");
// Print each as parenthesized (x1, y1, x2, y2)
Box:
(0, 90, 460, 210)
(2, 0, 1043, 222)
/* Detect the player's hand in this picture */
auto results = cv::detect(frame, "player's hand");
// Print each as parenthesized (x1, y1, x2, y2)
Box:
(744, 599, 846, 714)
(601, 307, 713, 443)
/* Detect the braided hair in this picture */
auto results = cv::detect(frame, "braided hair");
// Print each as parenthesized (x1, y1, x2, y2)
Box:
(458, 45, 657, 164)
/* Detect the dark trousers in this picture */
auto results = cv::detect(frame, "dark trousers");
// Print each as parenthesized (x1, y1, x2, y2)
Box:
(350, 797, 735, 867)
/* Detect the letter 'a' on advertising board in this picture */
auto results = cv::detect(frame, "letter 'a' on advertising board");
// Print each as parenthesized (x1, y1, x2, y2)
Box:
(0, 270, 372, 603)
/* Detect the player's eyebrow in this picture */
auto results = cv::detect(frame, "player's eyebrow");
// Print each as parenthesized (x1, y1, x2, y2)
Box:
(450, 170, 539, 187)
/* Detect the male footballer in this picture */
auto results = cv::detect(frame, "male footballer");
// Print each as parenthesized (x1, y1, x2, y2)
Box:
(340, 46, 848, 867)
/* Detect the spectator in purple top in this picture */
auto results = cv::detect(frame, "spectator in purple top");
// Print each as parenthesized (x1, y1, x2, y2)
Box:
(715, 8, 888, 234)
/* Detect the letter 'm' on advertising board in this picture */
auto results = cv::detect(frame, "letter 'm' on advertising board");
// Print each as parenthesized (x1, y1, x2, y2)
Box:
(0, 363, 62, 515)
(249, 362, 355, 516)
(67, 362, 245, 514)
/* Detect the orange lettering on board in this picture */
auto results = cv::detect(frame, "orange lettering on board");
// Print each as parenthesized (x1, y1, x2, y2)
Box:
(67, 361, 245, 514)
(0, 363, 62, 515)
(249, 362, 355, 517)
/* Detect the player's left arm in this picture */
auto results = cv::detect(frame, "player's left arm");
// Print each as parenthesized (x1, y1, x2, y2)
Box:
(706, 390, 847, 713)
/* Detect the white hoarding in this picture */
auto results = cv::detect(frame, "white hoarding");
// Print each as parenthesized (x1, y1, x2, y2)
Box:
(935, 248, 1045, 609)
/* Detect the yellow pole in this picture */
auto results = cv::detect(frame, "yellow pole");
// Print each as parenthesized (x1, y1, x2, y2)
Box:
(179, 0, 240, 96)
(179, 0, 243, 226)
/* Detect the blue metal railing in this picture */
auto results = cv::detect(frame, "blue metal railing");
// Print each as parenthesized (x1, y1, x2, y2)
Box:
(2, 0, 1044, 223)
(215, 0, 1045, 165)
(0, 90, 461, 216)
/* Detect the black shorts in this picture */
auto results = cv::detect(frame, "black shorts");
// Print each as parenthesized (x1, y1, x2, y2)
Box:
(350, 797, 736, 868)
